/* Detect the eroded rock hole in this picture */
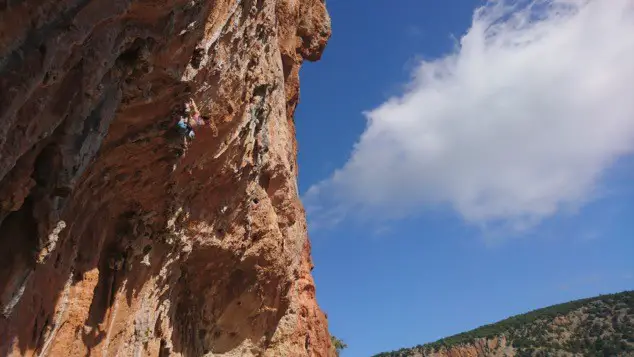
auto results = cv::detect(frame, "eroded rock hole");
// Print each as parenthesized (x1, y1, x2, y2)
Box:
(253, 84, 268, 98)
(42, 72, 51, 84)
(33, 144, 62, 189)
(281, 54, 294, 80)
(259, 172, 271, 191)
(159, 339, 170, 357)
(117, 45, 142, 67)
(191, 48, 204, 69)
(0, 198, 38, 315)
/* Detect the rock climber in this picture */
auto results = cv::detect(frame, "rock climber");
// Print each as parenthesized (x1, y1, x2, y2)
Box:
(176, 98, 209, 140)
(175, 114, 194, 140)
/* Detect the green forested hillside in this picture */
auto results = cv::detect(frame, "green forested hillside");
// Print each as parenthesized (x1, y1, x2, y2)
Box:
(375, 291, 634, 357)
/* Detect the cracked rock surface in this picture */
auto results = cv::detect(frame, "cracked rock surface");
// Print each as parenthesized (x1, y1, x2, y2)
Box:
(0, 0, 332, 355)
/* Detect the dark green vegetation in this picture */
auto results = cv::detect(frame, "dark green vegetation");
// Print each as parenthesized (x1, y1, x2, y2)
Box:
(375, 291, 634, 357)
(331, 335, 348, 357)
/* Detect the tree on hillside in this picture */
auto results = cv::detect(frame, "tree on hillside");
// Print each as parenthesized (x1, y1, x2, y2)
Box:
(331, 335, 348, 356)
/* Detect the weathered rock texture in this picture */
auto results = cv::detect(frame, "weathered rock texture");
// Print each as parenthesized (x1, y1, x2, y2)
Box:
(391, 336, 514, 357)
(0, 0, 331, 355)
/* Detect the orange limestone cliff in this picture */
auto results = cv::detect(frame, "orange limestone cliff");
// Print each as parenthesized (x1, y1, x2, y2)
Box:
(0, 0, 332, 355)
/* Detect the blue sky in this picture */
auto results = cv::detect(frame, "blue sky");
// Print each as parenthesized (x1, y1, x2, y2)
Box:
(295, 1, 634, 356)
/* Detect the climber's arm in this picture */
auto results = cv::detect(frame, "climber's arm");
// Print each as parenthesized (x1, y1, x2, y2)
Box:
(190, 99, 200, 116)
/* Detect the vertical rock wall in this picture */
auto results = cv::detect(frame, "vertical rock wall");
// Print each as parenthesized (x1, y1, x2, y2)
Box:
(0, 0, 332, 355)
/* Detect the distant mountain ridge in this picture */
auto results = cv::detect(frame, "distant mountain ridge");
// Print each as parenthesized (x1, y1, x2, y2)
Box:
(374, 291, 634, 357)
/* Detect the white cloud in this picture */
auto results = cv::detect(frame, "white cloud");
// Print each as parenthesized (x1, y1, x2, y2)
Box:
(305, 0, 634, 229)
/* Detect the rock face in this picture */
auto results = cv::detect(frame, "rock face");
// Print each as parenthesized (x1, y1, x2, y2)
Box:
(0, 0, 331, 355)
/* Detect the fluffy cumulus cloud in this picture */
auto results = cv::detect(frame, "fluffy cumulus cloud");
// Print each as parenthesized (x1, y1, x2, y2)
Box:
(305, 0, 634, 229)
